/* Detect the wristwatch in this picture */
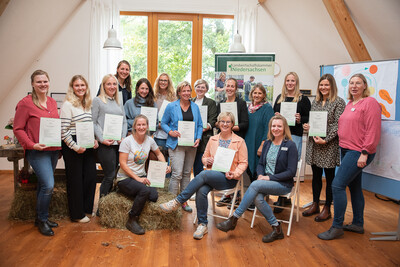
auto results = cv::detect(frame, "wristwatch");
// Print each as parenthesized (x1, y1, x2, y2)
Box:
(361, 150, 368, 155)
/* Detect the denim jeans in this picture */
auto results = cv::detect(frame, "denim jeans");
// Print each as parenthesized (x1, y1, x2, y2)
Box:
(176, 170, 238, 225)
(168, 146, 197, 195)
(26, 150, 59, 222)
(331, 148, 375, 228)
(291, 134, 302, 161)
(233, 180, 291, 226)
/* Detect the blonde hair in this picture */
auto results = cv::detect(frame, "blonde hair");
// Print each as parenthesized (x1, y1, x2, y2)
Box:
(31, 70, 50, 110)
(194, 79, 209, 91)
(65, 75, 92, 111)
(347, 73, 370, 101)
(267, 115, 292, 141)
(154, 73, 176, 102)
(98, 74, 120, 105)
(131, 114, 149, 135)
(217, 112, 235, 126)
(278, 72, 301, 103)
(176, 81, 192, 99)
(316, 74, 338, 103)
(249, 83, 267, 103)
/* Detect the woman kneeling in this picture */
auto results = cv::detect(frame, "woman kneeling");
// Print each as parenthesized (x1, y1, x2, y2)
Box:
(216, 115, 297, 243)
(159, 112, 248, 240)
(117, 115, 171, 235)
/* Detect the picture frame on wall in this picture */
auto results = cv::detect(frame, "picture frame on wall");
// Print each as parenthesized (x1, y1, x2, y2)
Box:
(50, 93, 66, 109)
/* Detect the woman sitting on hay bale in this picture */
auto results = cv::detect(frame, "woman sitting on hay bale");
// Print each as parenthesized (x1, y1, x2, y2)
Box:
(117, 115, 171, 235)
(160, 112, 248, 240)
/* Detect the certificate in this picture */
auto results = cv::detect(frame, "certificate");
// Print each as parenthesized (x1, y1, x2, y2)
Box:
(141, 106, 158, 131)
(39, 117, 61, 147)
(103, 114, 123, 140)
(220, 102, 238, 125)
(198, 105, 208, 129)
(212, 146, 236, 173)
(178, 121, 195, 146)
(76, 121, 94, 148)
(147, 160, 167, 188)
(158, 100, 170, 121)
(309, 111, 328, 137)
(280, 102, 297, 126)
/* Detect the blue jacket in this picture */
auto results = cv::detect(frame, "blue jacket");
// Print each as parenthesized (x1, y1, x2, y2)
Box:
(161, 99, 203, 150)
(256, 139, 298, 188)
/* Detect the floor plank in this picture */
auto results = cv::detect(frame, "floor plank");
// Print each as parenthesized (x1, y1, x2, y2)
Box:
(0, 173, 399, 266)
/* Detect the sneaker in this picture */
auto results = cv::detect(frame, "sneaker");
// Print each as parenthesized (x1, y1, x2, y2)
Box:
(74, 216, 90, 223)
(181, 202, 193, 213)
(216, 194, 232, 207)
(190, 193, 196, 201)
(160, 199, 180, 213)
(343, 224, 364, 234)
(318, 226, 344, 240)
(247, 203, 256, 211)
(193, 223, 208, 240)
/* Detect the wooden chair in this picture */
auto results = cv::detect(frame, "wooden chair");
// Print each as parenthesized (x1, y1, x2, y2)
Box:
(193, 175, 244, 224)
(250, 160, 302, 236)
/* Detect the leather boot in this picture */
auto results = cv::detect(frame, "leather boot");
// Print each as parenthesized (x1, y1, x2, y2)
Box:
(126, 216, 145, 235)
(314, 205, 331, 222)
(262, 222, 284, 243)
(273, 196, 289, 213)
(37, 221, 54, 236)
(302, 202, 320, 217)
(35, 217, 58, 228)
(216, 216, 238, 232)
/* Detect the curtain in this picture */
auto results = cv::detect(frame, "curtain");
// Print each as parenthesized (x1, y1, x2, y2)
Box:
(235, 5, 257, 53)
(89, 0, 122, 94)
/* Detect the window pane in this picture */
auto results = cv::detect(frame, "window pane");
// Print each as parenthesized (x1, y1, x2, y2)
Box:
(120, 15, 148, 84)
(158, 20, 192, 88)
(202, 18, 233, 98)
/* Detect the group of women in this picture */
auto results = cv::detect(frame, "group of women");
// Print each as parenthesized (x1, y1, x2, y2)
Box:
(13, 61, 381, 242)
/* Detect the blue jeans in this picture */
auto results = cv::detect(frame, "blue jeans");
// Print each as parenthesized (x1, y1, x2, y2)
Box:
(176, 170, 238, 225)
(233, 180, 291, 226)
(332, 148, 375, 228)
(291, 134, 302, 161)
(26, 150, 59, 222)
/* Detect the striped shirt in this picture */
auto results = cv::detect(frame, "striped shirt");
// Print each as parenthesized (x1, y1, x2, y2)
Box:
(60, 100, 93, 152)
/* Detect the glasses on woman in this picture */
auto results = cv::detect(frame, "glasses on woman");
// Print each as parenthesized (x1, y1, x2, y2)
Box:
(220, 120, 232, 125)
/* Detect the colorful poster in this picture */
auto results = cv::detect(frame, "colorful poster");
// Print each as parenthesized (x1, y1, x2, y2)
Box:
(334, 60, 398, 120)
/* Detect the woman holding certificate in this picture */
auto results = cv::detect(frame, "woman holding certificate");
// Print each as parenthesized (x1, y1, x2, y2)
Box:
(160, 112, 248, 240)
(302, 74, 345, 222)
(216, 115, 297, 243)
(13, 70, 61, 236)
(318, 74, 381, 240)
(61, 75, 99, 223)
(161, 81, 203, 212)
(124, 78, 157, 133)
(118, 115, 171, 235)
(272, 72, 310, 211)
(92, 74, 127, 199)
(192, 79, 218, 176)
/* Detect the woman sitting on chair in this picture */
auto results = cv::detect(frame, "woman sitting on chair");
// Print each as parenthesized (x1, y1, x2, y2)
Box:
(159, 112, 248, 240)
(216, 115, 298, 243)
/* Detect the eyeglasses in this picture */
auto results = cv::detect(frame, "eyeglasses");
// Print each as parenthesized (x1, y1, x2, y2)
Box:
(160, 79, 169, 83)
(220, 120, 232, 125)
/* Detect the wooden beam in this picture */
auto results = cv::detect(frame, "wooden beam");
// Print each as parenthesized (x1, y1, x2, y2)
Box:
(0, 0, 10, 16)
(323, 0, 371, 62)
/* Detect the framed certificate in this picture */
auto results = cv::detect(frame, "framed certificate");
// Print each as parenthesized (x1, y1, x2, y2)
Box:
(147, 160, 167, 188)
(309, 111, 328, 137)
(178, 121, 195, 146)
(220, 102, 238, 125)
(39, 117, 61, 147)
(212, 147, 236, 173)
(103, 114, 123, 140)
(198, 105, 208, 129)
(76, 121, 95, 148)
(141, 106, 158, 131)
(280, 102, 297, 126)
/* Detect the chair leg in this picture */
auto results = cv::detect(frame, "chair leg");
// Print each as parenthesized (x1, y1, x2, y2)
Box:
(287, 197, 295, 236)
(193, 214, 197, 225)
(251, 207, 257, 228)
(229, 187, 239, 217)
(211, 191, 216, 214)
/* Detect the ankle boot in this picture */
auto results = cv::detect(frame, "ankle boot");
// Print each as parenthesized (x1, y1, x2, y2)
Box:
(37, 221, 54, 236)
(216, 216, 238, 232)
(315, 205, 331, 222)
(126, 216, 145, 235)
(302, 202, 320, 217)
(262, 222, 284, 243)
(273, 197, 290, 213)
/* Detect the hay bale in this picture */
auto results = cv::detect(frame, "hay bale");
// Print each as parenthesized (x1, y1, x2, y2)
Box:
(8, 180, 69, 221)
(98, 189, 182, 231)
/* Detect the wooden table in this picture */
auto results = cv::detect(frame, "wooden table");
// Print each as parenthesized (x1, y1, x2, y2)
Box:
(0, 146, 28, 192)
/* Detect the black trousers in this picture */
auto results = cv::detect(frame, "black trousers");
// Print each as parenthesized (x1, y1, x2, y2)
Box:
(62, 141, 97, 220)
(311, 165, 335, 206)
(97, 143, 119, 196)
(117, 178, 158, 217)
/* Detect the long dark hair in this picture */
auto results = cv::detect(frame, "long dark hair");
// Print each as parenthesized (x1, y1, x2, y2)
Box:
(134, 78, 155, 107)
(115, 60, 132, 92)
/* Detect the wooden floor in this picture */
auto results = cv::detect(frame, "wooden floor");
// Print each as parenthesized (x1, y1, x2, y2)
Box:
(0, 173, 399, 267)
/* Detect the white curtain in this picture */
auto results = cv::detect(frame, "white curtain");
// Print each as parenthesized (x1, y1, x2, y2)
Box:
(235, 5, 257, 53)
(89, 0, 122, 93)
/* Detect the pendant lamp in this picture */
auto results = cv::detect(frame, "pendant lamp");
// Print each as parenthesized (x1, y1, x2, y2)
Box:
(103, 1, 122, 49)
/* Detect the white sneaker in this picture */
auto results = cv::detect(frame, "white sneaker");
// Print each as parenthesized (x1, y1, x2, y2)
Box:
(190, 193, 196, 201)
(76, 216, 90, 223)
(193, 223, 208, 240)
(159, 199, 180, 213)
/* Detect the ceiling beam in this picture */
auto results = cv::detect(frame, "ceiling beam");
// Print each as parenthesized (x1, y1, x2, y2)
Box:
(0, 0, 10, 16)
(323, 0, 371, 62)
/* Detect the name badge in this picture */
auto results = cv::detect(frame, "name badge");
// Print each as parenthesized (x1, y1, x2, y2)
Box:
(281, 147, 288, 151)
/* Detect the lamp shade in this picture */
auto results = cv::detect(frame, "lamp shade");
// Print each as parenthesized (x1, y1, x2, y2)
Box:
(228, 33, 245, 53)
(103, 28, 122, 49)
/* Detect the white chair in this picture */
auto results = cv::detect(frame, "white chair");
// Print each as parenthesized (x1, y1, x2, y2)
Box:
(250, 160, 302, 236)
(193, 175, 244, 224)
